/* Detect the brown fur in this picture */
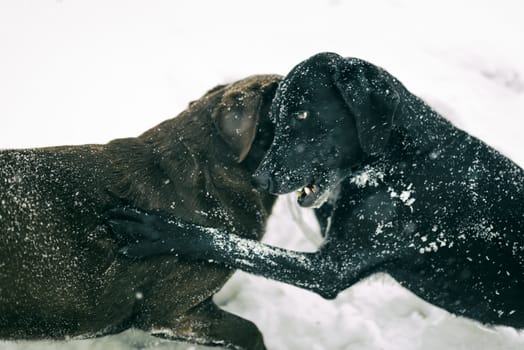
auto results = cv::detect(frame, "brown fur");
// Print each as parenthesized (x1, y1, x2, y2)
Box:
(0, 75, 281, 349)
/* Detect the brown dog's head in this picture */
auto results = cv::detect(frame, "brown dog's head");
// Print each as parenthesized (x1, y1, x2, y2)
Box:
(143, 74, 281, 176)
(134, 74, 281, 228)
(210, 75, 281, 172)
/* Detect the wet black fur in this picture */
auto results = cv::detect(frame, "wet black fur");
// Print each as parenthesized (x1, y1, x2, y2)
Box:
(111, 53, 524, 329)
(0, 75, 280, 350)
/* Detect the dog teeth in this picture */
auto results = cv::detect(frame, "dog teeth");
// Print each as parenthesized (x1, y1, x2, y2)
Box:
(304, 186, 312, 196)
(298, 185, 318, 198)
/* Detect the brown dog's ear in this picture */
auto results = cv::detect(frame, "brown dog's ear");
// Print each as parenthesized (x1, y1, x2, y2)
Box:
(212, 90, 261, 163)
(333, 58, 400, 156)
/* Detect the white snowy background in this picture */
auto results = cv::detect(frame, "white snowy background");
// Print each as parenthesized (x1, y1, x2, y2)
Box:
(1, 0, 524, 349)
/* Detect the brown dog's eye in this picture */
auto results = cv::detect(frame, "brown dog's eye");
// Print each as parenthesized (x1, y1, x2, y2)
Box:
(294, 111, 309, 121)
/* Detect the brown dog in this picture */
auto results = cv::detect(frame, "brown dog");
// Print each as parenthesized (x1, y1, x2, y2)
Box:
(0, 75, 280, 349)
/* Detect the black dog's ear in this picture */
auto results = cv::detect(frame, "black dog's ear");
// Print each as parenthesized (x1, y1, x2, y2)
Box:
(333, 58, 400, 155)
(212, 90, 261, 163)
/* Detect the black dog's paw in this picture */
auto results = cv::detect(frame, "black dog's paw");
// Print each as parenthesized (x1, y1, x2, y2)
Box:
(106, 206, 207, 259)
(106, 207, 177, 258)
(107, 207, 165, 242)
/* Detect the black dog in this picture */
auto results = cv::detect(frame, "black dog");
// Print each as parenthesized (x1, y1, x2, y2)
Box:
(109, 53, 524, 329)
(1, 75, 280, 350)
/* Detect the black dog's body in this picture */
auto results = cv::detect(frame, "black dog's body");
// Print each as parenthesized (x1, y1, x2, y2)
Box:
(315, 123, 524, 325)
(111, 53, 524, 328)
(0, 75, 280, 349)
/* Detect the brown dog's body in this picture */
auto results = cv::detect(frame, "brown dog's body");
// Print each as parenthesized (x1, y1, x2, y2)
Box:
(0, 75, 280, 349)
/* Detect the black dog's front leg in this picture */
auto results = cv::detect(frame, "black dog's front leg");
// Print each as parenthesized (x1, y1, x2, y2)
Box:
(108, 208, 343, 298)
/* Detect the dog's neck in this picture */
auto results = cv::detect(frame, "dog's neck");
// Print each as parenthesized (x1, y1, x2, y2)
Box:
(391, 87, 462, 155)
(133, 111, 275, 233)
(139, 113, 248, 187)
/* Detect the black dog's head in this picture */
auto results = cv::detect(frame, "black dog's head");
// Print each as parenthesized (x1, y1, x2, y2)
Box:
(253, 52, 401, 207)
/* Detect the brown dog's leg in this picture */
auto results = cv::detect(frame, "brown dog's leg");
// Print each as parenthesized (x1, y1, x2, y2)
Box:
(150, 298, 266, 350)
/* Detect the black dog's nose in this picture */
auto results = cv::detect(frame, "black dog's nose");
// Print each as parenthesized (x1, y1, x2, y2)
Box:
(252, 173, 272, 192)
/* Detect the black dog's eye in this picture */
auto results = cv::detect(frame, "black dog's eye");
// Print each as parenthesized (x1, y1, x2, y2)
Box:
(293, 111, 309, 121)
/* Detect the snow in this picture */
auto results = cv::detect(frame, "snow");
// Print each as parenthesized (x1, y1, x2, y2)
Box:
(1, 0, 524, 349)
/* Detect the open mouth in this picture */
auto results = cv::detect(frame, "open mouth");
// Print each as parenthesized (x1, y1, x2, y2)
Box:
(296, 182, 323, 207)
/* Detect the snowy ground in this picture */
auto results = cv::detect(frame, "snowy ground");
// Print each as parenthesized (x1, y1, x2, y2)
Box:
(1, 0, 524, 349)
